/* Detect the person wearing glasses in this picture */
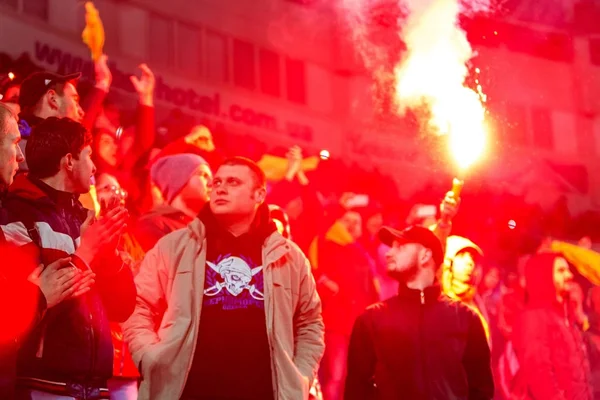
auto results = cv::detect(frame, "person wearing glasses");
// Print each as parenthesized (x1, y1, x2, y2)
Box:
(95, 172, 128, 207)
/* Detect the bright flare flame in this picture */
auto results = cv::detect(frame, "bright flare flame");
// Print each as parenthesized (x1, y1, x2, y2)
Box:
(394, 0, 487, 170)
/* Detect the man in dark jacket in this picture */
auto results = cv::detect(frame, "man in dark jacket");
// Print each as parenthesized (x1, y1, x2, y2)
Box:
(0, 117, 136, 399)
(318, 209, 379, 400)
(345, 225, 494, 400)
(513, 253, 592, 400)
(133, 153, 212, 252)
(0, 103, 101, 398)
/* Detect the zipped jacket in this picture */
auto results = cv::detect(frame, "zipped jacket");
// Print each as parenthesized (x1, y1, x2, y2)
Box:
(345, 284, 494, 400)
(0, 175, 135, 399)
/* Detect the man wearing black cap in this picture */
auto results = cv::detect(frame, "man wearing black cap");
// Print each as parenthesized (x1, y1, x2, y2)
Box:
(17, 55, 112, 172)
(19, 71, 85, 123)
(344, 225, 494, 400)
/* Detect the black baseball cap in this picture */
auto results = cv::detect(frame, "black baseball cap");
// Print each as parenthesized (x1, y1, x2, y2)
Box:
(378, 225, 444, 267)
(19, 71, 81, 110)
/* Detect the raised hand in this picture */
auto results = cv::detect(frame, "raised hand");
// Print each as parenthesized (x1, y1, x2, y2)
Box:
(130, 64, 155, 106)
(94, 54, 112, 92)
(285, 145, 303, 181)
(340, 192, 357, 210)
(76, 205, 129, 266)
(440, 191, 460, 224)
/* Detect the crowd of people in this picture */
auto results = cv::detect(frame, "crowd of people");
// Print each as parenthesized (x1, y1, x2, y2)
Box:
(0, 51, 599, 400)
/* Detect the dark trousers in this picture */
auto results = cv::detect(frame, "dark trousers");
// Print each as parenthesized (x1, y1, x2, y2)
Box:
(320, 332, 349, 400)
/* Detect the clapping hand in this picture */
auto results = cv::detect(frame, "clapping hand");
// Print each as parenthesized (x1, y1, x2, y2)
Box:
(28, 258, 96, 308)
(76, 200, 129, 267)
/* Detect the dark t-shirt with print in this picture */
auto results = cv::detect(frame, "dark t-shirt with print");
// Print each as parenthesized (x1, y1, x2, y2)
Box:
(181, 206, 275, 400)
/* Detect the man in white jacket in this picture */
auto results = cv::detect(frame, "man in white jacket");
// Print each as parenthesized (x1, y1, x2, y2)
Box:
(124, 156, 325, 400)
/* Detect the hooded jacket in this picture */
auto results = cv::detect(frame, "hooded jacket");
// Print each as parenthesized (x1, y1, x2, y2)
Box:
(585, 286, 600, 400)
(123, 205, 325, 400)
(442, 236, 491, 342)
(0, 175, 136, 398)
(316, 220, 379, 336)
(133, 204, 192, 252)
(114, 205, 192, 381)
(551, 240, 600, 286)
(513, 253, 592, 400)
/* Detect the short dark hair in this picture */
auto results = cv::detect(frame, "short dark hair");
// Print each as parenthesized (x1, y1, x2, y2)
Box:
(0, 102, 18, 140)
(220, 156, 266, 188)
(26, 117, 92, 179)
(22, 82, 67, 116)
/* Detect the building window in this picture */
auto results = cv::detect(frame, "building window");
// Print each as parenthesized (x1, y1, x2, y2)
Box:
(285, 0, 317, 4)
(117, 4, 148, 61)
(259, 48, 280, 97)
(531, 107, 554, 149)
(177, 23, 201, 77)
(0, 0, 18, 10)
(504, 0, 570, 30)
(149, 13, 174, 68)
(574, 1, 600, 35)
(205, 30, 228, 83)
(590, 38, 600, 66)
(502, 103, 528, 146)
(233, 39, 256, 90)
(286, 57, 306, 104)
(23, 0, 48, 21)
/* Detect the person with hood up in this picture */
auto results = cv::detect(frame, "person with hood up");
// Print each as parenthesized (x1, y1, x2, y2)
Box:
(441, 235, 491, 343)
(513, 253, 592, 400)
(123, 157, 324, 400)
(585, 286, 600, 400)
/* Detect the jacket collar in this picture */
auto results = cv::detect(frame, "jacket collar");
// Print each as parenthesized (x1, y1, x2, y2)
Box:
(397, 284, 442, 305)
(30, 177, 79, 207)
(6, 174, 79, 209)
(263, 232, 290, 266)
(147, 204, 191, 220)
(188, 217, 289, 268)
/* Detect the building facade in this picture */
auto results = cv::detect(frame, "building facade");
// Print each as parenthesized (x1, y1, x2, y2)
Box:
(1, 0, 600, 212)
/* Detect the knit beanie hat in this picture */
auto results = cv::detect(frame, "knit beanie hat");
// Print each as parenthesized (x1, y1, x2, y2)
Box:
(151, 154, 209, 203)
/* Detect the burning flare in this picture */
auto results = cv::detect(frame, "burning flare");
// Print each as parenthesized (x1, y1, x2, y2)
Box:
(394, 0, 487, 170)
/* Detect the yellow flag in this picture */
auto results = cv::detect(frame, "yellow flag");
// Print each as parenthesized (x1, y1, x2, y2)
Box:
(79, 184, 101, 217)
(82, 2, 105, 61)
(551, 240, 600, 285)
(257, 155, 319, 182)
